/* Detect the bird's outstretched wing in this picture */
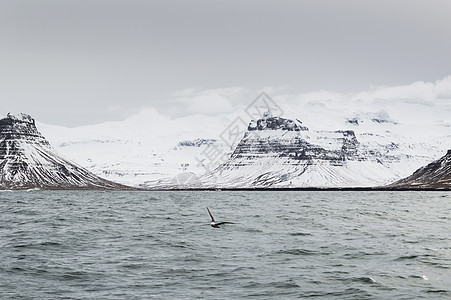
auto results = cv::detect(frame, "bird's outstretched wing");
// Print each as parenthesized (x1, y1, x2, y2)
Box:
(216, 221, 235, 225)
(206, 207, 215, 223)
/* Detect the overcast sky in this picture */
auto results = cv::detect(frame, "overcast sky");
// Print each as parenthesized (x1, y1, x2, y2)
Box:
(0, 0, 450, 126)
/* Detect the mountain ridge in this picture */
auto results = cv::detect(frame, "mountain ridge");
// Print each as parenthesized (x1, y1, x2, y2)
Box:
(0, 113, 132, 190)
(2, 111, 449, 190)
(387, 150, 451, 189)
(195, 115, 398, 188)
(33, 96, 451, 189)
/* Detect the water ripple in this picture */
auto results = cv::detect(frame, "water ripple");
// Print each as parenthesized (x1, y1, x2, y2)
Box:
(0, 190, 449, 299)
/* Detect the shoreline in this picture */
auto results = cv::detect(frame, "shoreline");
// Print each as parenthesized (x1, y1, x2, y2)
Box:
(1, 187, 449, 191)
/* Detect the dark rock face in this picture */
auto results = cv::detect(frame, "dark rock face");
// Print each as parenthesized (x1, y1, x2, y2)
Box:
(0, 113, 130, 190)
(346, 117, 359, 125)
(370, 110, 397, 124)
(176, 138, 217, 148)
(388, 150, 451, 189)
(229, 128, 361, 166)
(197, 114, 379, 188)
(248, 114, 309, 131)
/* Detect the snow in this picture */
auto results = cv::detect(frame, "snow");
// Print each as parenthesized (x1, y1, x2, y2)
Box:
(6, 113, 34, 124)
(37, 109, 234, 186)
(0, 117, 126, 189)
(33, 85, 451, 188)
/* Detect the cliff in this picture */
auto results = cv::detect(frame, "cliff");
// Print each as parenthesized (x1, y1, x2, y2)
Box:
(0, 113, 131, 190)
(197, 114, 400, 188)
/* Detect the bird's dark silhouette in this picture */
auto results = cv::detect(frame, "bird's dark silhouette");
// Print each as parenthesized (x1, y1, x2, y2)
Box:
(206, 207, 235, 228)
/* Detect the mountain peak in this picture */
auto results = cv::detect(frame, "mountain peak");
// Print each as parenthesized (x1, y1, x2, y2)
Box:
(248, 114, 309, 131)
(5, 113, 35, 124)
(0, 113, 131, 190)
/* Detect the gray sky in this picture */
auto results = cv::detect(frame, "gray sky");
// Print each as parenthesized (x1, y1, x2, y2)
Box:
(0, 0, 450, 126)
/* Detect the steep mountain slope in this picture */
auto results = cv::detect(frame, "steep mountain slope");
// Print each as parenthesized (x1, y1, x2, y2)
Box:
(197, 115, 401, 188)
(387, 150, 451, 189)
(0, 114, 130, 190)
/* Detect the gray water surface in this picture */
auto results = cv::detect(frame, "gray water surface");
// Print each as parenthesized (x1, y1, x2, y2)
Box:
(1, 190, 450, 299)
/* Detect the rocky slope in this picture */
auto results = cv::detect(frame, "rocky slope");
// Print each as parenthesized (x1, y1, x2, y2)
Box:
(192, 114, 439, 188)
(0, 113, 130, 190)
(387, 150, 451, 189)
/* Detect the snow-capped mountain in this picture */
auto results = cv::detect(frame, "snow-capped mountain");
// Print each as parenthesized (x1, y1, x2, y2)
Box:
(0, 113, 129, 190)
(172, 113, 445, 188)
(34, 81, 451, 189)
(388, 150, 451, 189)
(38, 109, 234, 187)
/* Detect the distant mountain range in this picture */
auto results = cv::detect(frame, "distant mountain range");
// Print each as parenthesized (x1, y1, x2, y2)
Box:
(36, 94, 449, 190)
(144, 113, 450, 189)
(0, 113, 130, 190)
(2, 96, 450, 190)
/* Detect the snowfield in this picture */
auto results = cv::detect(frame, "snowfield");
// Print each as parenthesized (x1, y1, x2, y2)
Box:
(36, 84, 451, 188)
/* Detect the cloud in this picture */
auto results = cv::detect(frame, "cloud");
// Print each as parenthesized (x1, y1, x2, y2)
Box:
(134, 75, 451, 117)
(352, 76, 451, 103)
(177, 91, 234, 116)
(434, 75, 451, 99)
(89, 75, 451, 131)
(274, 75, 451, 114)
(156, 87, 252, 118)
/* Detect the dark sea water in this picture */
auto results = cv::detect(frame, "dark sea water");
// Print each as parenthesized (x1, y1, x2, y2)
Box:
(0, 190, 450, 299)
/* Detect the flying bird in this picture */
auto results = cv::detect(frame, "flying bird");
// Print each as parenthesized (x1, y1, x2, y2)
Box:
(206, 207, 234, 228)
